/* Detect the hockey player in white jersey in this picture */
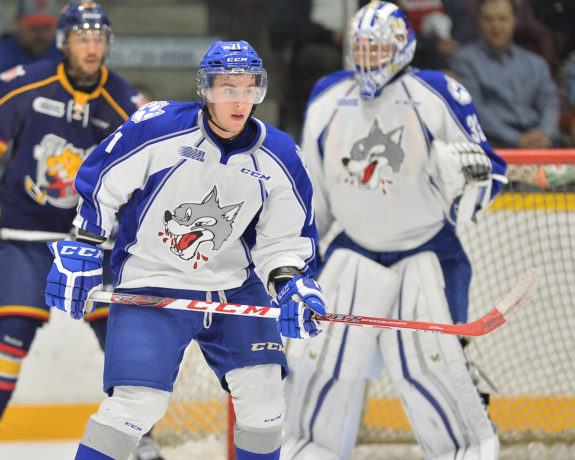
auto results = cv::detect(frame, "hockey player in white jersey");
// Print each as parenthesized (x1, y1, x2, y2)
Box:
(44, 40, 327, 460)
(281, 2, 507, 459)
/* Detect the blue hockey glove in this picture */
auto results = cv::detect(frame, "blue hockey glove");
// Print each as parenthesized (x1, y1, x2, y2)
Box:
(46, 241, 104, 320)
(273, 276, 327, 339)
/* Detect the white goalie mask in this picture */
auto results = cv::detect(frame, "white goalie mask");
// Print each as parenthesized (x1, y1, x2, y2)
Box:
(350, 1, 417, 100)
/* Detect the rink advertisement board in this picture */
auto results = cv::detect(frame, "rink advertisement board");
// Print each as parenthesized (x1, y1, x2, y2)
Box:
(106, 36, 221, 69)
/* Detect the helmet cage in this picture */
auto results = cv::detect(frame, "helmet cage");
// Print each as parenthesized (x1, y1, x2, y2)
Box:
(349, 2, 416, 99)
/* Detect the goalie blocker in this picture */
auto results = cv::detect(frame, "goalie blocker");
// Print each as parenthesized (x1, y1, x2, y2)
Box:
(281, 249, 500, 460)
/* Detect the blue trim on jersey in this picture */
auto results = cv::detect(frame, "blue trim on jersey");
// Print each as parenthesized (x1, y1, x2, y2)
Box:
(396, 280, 460, 451)
(307, 70, 355, 105)
(412, 71, 474, 141)
(91, 128, 200, 228)
(250, 154, 267, 204)
(113, 162, 187, 285)
(400, 80, 433, 152)
(410, 70, 506, 196)
(260, 145, 308, 216)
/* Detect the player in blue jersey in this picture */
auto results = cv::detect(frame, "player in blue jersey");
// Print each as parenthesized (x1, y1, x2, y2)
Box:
(45, 40, 327, 460)
(280, 2, 507, 459)
(0, 2, 164, 460)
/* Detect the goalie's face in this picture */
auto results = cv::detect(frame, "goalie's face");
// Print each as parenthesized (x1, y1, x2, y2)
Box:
(205, 74, 256, 138)
(351, 38, 393, 71)
(349, 3, 415, 100)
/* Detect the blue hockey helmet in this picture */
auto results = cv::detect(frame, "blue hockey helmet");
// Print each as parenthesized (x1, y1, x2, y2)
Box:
(197, 40, 268, 104)
(349, 1, 416, 99)
(56, 2, 113, 49)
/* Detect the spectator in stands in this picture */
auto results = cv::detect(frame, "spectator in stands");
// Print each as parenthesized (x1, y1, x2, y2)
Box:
(559, 51, 575, 147)
(268, 0, 369, 140)
(0, 0, 61, 73)
(402, 0, 474, 72)
(449, 0, 560, 148)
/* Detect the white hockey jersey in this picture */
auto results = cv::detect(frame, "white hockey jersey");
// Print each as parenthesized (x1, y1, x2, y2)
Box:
(73, 102, 318, 291)
(302, 69, 506, 252)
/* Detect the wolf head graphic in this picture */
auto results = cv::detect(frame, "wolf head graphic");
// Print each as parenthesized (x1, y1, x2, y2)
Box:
(163, 186, 243, 261)
(342, 120, 405, 191)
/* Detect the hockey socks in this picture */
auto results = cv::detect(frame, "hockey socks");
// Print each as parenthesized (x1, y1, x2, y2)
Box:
(235, 446, 280, 460)
(75, 444, 115, 459)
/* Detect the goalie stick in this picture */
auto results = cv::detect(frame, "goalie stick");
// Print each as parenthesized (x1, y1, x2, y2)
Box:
(88, 267, 540, 337)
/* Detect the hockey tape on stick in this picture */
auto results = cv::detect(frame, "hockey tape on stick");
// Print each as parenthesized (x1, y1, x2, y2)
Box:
(89, 268, 540, 337)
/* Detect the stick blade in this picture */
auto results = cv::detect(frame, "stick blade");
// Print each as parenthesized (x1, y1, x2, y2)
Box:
(497, 267, 541, 319)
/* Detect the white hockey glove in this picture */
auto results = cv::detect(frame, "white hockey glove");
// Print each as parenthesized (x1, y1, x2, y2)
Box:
(458, 142, 492, 184)
(273, 276, 327, 339)
(428, 140, 493, 224)
(46, 241, 103, 320)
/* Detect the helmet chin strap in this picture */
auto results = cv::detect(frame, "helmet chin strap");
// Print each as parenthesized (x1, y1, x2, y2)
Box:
(202, 104, 230, 134)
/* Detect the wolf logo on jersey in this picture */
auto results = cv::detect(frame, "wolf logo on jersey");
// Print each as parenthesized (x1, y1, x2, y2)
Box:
(342, 120, 405, 191)
(162, 186, 243, 263)
(24, 134, 91, 208)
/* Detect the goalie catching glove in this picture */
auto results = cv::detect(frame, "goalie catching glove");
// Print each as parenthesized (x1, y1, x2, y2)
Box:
(457, 142, 492, 184)
(46, 241, 103, 320)
(273, 276, 327, 339)
(428, 140, 493, 224)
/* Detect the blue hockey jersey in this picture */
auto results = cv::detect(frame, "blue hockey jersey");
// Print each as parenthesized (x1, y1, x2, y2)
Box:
(73, 102, 318, 291)
(0, 60, 144, 234)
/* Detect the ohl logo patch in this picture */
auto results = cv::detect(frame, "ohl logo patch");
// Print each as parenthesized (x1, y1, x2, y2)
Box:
(24, 134, 91, 208)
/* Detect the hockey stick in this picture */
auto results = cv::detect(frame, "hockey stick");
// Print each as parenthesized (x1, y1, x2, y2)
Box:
(88, 268, 539, 337)
(0, 228, 115, 249)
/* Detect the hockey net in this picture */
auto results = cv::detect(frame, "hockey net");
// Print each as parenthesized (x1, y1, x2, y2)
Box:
(151, 149, 575, 460)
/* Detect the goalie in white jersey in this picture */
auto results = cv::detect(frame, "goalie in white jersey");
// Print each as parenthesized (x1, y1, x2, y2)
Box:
(281, 2, 507, 459)
(44, 40, 328, 460)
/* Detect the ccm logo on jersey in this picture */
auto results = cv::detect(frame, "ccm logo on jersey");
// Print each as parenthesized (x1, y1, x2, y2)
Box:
(60, 246, 104, 258)
(251, 342, 284, 352)
(241, 168, 271, 181)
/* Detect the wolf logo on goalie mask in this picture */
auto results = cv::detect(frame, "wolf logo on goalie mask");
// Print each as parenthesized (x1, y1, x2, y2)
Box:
(45, 39, 327, 460)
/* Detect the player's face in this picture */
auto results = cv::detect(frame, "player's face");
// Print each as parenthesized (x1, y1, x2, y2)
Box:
(206, 74, 257, 138)
(479, 0, 516, 54)
(16, 21, 56, 58)
(63, 29, 108, 81)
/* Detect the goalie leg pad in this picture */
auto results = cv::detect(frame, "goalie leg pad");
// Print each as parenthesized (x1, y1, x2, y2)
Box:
(81, 385, 170, 458)
(226, 364, 284, 454)
(281, 249, 400, 460)
(380, 251, 498, 460)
